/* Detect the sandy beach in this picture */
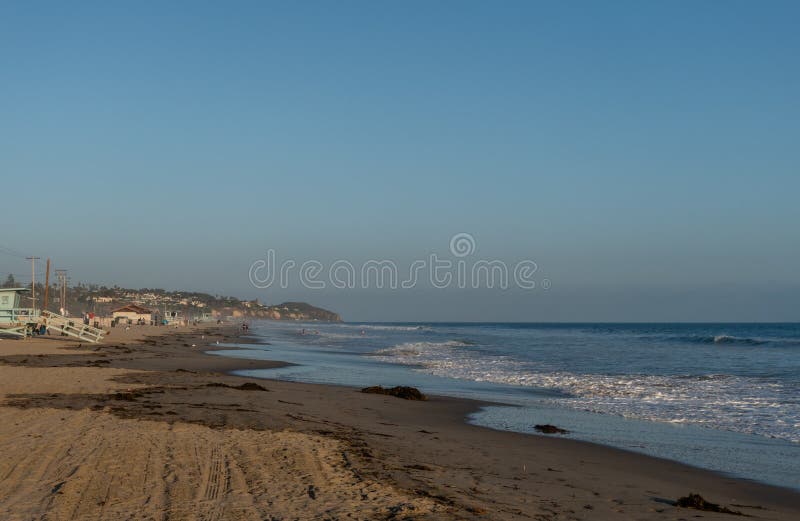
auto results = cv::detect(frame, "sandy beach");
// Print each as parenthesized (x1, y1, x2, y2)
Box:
(0, 325, 798, 521)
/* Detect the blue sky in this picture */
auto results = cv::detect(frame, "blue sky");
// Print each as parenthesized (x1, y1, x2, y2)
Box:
(1, 1, 799, 321)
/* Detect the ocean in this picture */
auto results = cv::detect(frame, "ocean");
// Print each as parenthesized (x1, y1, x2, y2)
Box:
(212, 321, 800, 490)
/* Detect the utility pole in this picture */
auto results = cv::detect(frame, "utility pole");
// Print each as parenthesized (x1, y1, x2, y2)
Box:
(55, 270, 68, 315)
(26, 256, 40, 312)
(44, 258, 51, 311)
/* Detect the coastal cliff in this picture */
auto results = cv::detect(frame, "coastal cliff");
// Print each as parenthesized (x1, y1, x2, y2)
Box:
(259, 302, 342, 322)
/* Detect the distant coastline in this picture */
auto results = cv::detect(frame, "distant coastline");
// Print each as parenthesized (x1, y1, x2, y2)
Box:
(1, 276, 341, 323)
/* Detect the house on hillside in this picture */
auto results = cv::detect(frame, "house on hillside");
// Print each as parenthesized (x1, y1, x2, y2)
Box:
(112, 304, 152, 324)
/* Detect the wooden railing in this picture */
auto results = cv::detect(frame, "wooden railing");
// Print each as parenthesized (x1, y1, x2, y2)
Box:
(0, 308, 40, 325)
(40, 310, 105, 343)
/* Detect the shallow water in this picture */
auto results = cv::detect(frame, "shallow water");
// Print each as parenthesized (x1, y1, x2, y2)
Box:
(213, 321, 800, 490)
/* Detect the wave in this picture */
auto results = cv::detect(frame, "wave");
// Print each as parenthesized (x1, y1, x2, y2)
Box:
(370, 340, 470, 358)
(668, 334, 789, 346)
(338, 324, 432, 332)
(624, 331, 800, 347)
(312, 332, 366, 340)
(372, 344, 800, 443)
(711, 335, 767, 345)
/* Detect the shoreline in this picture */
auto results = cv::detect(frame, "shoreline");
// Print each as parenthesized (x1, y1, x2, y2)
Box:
(1, 325, 798, 519)
(212, 337, 800, 496)
(213, 330, 800, 492)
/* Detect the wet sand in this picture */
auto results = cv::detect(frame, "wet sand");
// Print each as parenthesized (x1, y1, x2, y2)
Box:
(1, 325, 798, 520)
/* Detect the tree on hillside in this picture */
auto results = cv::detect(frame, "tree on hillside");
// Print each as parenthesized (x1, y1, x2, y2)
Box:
(3, 274, 16, 288)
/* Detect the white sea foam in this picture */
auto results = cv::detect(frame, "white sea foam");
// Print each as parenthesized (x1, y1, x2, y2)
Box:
(338, 324, 430, 332)
(712, 334, 767, 345)
(313, 331, 365, 340)
(370, 340, 470, 357)
(372, 341, 800, 443)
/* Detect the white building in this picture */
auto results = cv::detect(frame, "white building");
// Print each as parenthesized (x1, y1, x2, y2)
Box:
(112, 304, 153, 324)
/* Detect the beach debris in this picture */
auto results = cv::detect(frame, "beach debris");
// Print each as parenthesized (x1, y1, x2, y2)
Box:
(405, 464, 434, 471)
(205, 382, 269, 391)
(236, 382, 269, 391)
(361, 386, 427, 400)
(731, 503, 767, 510)
(534, 424, 570, 434)
(112, 390, 143, 401)
(307, 485, 317, 499)
(676, 493, 743, 515)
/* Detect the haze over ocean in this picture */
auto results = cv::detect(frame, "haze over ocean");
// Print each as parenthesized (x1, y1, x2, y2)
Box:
(2, 1, 799, 321)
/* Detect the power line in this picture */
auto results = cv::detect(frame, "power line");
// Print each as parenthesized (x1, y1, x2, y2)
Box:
(0, 249, 20, 257)
(0, 244, 28, 258)
(0, 245, 46, 270)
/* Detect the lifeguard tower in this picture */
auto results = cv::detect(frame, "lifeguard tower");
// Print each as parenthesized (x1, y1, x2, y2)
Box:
(163, 310, 185, 325)
(0, 287, 39, 338)
(0, 286, 106, 343)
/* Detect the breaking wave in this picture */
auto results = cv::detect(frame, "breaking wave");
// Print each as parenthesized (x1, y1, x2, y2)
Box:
(711, 335, 766, 345)
(338, 324, 431, 332)
(372, 341, 800, 443)
(680, 334, 800, 346)
(370, 340, 470, 358)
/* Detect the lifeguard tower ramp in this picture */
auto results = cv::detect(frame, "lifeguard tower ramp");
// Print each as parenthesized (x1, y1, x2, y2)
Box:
(0, 287, 105, 343)
(40, 310, 105, 343)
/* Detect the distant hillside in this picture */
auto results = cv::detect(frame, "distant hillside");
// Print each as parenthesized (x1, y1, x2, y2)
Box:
(0, 275, 342, 322)
(262, 302, 342, 322)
